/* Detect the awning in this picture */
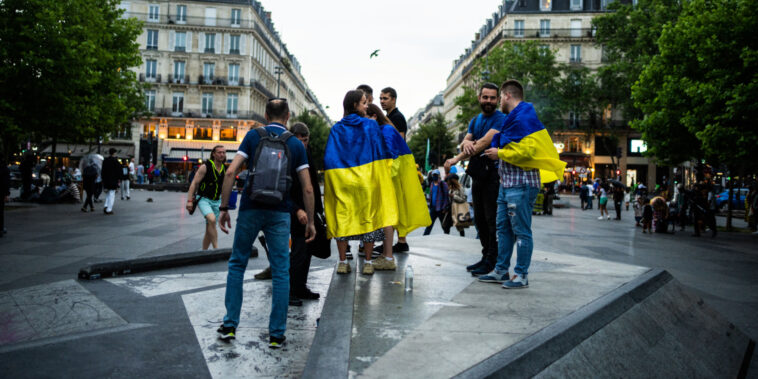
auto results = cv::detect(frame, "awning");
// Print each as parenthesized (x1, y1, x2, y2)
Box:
(40, 143, 135, 158)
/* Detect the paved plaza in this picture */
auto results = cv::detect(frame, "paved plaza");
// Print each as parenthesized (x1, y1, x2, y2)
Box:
(0, 189, 756, 377)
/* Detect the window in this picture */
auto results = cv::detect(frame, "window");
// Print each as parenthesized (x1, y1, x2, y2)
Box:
(203, 63, 215, 83)
(540, 20, 550, 37)
(146, 30, 158, 50)
(176, 5, 186, 23)
(568, 136, 580, 151)
(172, 92, 184, 115)
(202, 93, 213, 116)
(148, 4, 159, 22)
(628, 139, 647, 154)
(571, 19, 582, 37)
(145, 90, 155, 112)
(228, 63, 240, 84)
(205, 33, 215, 53)
(231, 9, 241, 27)
(569, 112, 580, 128)
(540, 0, 552, 11)
(571, 0, 582, 10)
(168, 127, 186, 139)
(145, 59, 157, 80)
(513, 20, 524, 37)
(229, 35, 240, 54)
(220, 128, 237, 141)
(601, 0, 611, 10)
(173, 61, 185, 82)
(205, 8, 217, 26)
(194, 128, 212, 140)
(227, 94, 238, 117)
(175, 32, 186, 52)
(570, 45, 581, 62)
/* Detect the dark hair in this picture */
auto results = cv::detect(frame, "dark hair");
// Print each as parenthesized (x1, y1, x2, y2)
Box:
(357, 84, 373, 96)
(501, 79, 524, 100)
(381, 87, 397, 99)
(343, 90, 365, 116)
(210, 145, 225, 158)
(290, 122, 310, 137)
(366, 103, 394, 127)
(265, 98, 289, 120)
(109, 148, 117, 155)
(479, 82, 499, 96)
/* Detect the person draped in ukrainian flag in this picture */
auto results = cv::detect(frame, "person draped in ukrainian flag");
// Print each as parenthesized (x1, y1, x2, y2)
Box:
(480, 80, 566, 290)
(324, 90, 430, 276)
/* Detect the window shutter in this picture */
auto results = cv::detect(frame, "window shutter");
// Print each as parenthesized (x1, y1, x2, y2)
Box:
(186, 32, 192, 53)
(224, 34, 230, 54)
(239, 34, 246, 55)
(198, 32, 205, 52)
(169, 30, 175, 51)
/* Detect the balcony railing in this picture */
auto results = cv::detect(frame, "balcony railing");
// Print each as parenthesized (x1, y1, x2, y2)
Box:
(503, 28, 596, 39)
(126, 12, 254, 30)
(139, 73, 161, 83)
(168, 74, 190, 84)
(251, 79, 275, 98)
(199, 75, 214, 85)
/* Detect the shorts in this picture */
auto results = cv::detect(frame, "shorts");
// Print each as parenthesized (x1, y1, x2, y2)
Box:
(599, 197, 608, 206)
(334, 228, 385, 243)
(198, 197, 221, 222)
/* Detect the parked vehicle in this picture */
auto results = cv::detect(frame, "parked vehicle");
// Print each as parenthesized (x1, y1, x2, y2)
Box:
(715, 188, 749, 210)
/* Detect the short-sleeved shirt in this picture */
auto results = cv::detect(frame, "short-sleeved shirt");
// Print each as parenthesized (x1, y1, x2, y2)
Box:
(236, 123, 309, 213)
(387, 108, 408, 137)
(467, 111, 506, 140)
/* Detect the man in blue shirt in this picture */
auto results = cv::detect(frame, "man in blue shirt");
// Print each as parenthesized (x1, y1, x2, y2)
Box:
(444, 83, 506, 276)
(216, 98, 316, 349)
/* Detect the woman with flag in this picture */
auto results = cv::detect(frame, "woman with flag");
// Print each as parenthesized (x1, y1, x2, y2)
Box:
(323, 90, 430, 276)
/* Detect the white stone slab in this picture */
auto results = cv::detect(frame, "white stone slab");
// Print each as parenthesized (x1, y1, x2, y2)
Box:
(107, 271, 229, 298)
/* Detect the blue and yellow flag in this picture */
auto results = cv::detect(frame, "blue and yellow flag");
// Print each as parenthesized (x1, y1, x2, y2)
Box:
(324, 114, 430, 239)
(492, 102, 566, 183)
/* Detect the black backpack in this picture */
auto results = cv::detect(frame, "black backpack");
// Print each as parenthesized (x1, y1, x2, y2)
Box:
(83, 164, 98, 179)
(245, 127, 294, 205)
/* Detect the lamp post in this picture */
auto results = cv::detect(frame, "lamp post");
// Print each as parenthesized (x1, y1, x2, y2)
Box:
(274, 66, 284, 98)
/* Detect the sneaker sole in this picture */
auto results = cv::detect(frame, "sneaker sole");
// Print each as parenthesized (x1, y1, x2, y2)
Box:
(502, 284, 529, 289)
(269, 342, 285, 349)
(218, 334, 235, 341)
(478, 278, 507, 283)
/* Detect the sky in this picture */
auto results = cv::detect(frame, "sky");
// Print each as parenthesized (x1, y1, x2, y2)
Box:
(260, 0, 505, 123)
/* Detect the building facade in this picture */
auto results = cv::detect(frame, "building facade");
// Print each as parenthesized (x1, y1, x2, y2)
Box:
(441, 0, 660, 187)
(120, 0, 328, 172)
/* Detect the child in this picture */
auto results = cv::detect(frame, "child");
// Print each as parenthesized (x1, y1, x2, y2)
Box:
(624, 188, 631, 211)
(633, 195, 643, 226)
(641, 197, 653, 233)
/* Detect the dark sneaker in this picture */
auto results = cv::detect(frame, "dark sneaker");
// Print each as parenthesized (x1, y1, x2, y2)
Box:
(502, 274, 529, 289)
(217, 325, 236, 341)
(372, 244, 385, 253)
(471, 263, 494, 277)
(289, 295, 303, 307)
(478, 271, 510, 283)
(269, 335, 286, 349)
(254, 267, 272, 280)
(466, 259, 485, 272)
(293, 288, 320, 300)
(392, 242, 410, 253)
(359, 249, 382, 258)
(346, 252, 354, 260)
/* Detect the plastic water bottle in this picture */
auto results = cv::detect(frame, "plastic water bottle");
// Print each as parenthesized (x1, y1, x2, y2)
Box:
(404, 265, 413, 292)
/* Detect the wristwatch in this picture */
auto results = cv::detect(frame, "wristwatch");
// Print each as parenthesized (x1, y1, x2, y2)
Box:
(219, 206, 229, 212)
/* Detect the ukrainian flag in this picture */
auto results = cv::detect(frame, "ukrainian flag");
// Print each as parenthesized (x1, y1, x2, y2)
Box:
(324, 114, 430, 238)
(492, 102, 566, 183)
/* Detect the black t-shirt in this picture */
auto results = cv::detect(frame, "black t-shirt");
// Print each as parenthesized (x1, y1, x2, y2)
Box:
(388, 108, 408, 137)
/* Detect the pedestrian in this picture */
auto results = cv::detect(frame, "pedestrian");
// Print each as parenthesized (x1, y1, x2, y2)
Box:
(186, 145, 227, 250)
(120, 160, 131, 200)
(423, 170, 450, 235)
(81, 161, 98, 212)
(0, 158, 10, 237)
(324, 90, 429, 276)
(478, 79, 566, 289)
(357, 84, 374, 103)
(579, 181, 588, 210)
(444, 83, 506, 276)
(128, 158, 135, 183)
(137, 161, 145, 185)
(624, 187, 631, 211)
(706, 184, 718, 237)
(448, 173, 469, 236)
(543, 181, 555, 215)
(642, 197, 653, 233)
(585, 181, 594, 210)
(651, 196, 669, 233)
(598, 183, 610, 220)
(216, 98, 316, 348)
(40, 164, 51, 187)
(677, 184, 689, 231)
(147, 162, 155, 184)
(374, 87, 411, 254)
(100, 148, 120, 215)
(613, 185, 624, 220)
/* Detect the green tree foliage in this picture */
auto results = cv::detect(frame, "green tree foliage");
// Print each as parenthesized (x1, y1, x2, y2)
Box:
(408, 114, 456, 170)
(0, 0, 145, 160)
(454, 41, 562, 131)
(292, 111, 330, 171)
(631, 0, 758, 171)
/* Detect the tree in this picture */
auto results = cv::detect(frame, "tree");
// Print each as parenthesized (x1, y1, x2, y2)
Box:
(408, 114, 456, 171)
(454, 41, 562, 131)
(0, 0, 145, 164)
(292, 111, 330, 172)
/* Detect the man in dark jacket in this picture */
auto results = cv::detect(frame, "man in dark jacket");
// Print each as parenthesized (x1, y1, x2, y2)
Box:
(101, 148, 121, 215)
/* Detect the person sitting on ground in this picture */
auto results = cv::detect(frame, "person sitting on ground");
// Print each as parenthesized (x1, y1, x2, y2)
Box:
(642, 197, 653, 233)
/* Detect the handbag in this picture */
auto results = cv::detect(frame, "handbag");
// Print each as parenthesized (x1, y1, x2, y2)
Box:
(307, 212, 331, 259)
(465, 154, 496, 181)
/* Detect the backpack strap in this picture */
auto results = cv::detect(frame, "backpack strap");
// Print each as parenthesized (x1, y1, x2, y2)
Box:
(278, 131, 293, 142)
(255, 127, 270, 139)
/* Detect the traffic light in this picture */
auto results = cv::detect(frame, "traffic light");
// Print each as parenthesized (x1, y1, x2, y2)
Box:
(616, 170, 621, 176)
(182, 155, 188, 161)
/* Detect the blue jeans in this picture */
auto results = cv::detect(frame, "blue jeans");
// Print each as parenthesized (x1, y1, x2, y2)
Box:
(495, 185, 540, 277)
(223, 209, 290, 338)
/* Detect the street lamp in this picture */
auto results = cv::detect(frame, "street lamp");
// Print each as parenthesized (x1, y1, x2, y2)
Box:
(274, 66, 284, 98)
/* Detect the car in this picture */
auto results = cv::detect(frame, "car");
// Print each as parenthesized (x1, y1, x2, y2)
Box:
(715, 188, 749, 210)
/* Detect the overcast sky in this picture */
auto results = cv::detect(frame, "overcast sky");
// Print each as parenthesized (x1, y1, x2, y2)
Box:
(260, 0, 504, 123)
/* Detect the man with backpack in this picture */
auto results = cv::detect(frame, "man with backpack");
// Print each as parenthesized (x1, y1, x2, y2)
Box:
(81, 161, 99, 212)
(216, 98, 316, 349)
(101, 148, 121, 215)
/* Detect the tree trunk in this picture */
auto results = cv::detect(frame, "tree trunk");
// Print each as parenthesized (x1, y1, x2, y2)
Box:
(726, 177, 733, 231)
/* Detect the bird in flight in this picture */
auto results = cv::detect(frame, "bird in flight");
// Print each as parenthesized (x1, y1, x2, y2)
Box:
(370, 49, 380, 59)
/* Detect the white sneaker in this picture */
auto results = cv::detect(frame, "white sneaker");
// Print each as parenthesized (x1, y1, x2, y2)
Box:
(598, 216, 604, 220)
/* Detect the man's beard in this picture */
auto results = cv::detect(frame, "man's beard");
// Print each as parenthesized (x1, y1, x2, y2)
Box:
(480, 102, 495, 114)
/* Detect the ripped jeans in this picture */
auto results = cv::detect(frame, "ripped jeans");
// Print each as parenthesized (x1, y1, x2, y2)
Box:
(495, 185, 540, 277)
